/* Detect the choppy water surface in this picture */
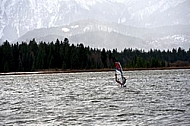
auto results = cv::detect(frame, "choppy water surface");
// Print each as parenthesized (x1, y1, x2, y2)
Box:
(0, 69, 190, 125)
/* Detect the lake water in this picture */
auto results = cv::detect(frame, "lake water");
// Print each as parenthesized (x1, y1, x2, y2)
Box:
(0, 69, 190, 125)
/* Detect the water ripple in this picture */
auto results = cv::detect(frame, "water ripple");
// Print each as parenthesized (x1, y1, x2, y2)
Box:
(0, 70, 190, 125)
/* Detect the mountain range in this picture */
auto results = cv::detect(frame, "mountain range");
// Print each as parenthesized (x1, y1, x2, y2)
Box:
(0, 0, 190, 50)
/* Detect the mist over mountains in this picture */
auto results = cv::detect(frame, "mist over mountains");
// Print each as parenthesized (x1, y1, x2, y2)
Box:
(0, 0, 190, 50)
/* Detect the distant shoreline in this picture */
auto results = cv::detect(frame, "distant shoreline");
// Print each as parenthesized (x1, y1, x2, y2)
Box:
(123, 66, 190, 71)
(0, 66, 190, 75)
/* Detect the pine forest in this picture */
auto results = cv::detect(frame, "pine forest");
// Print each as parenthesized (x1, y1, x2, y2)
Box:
(0, 38, 190, 72)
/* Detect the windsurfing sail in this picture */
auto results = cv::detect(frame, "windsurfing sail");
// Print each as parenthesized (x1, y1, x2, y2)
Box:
(115, 62, 126, 86)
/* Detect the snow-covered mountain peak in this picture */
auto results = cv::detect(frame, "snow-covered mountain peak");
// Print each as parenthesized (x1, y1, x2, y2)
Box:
(75, 0, 105, 10)
(128, 0, 186, 14)
(0, 0, 189, 49)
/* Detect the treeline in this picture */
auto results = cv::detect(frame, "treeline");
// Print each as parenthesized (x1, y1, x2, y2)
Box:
(0, 38, 190, 72)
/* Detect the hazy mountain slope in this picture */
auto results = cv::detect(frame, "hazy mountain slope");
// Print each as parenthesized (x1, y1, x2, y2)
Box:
(17, 20, 190, 50)
(121, 0, 189, 27)
(0, 0, 189, 45)
(69, 31, 146, 50)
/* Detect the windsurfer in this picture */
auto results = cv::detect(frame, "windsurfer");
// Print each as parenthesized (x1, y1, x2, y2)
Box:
(115, 73, 126, 87)
(115, 62, 126, 87)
